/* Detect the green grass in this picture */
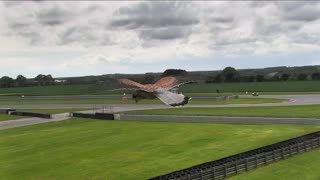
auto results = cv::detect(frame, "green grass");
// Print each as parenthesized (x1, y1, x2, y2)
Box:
(182, 81, 320, 93)
(0, 119, 319, 179)
(0, 114, 23, 121)
(187, 91, 320, 96)
(124, 105, 320, 118)
(0, 98, 286, 105)
(0, 84, 93, 96)
(231, 149, 320, 180)
(1, 81, 320, 96)
(17, 109, 89, 115)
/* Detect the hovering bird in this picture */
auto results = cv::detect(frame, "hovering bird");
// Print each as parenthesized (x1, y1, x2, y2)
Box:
(117, 76, 192, 106)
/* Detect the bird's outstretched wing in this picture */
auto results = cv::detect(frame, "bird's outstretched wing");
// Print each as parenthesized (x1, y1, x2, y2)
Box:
(170, 81, 196, 89)
(154, 76, 178, 89)
(154, 88, 191, 106)
(119, 79, 145, 89)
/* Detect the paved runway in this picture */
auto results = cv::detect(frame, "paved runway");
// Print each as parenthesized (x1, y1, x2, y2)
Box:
(1, 95, 320, 130)
(2, 95, 320, 111)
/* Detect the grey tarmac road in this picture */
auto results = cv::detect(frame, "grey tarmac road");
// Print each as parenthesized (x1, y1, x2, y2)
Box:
(1, 95, 320, 111)
(1, 95, 320, 130)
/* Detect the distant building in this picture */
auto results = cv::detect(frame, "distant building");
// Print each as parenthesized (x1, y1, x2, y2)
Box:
(54, 79, 67, 83)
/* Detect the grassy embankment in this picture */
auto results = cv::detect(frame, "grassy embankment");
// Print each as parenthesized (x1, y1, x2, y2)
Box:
(231, 148, 320, 180)
(125, 105, 320, 118)
(0, 98, 286, 105)
(0, 114, 23, 121)
(0, 119, 319, 179)
(1, 81, 320, 96)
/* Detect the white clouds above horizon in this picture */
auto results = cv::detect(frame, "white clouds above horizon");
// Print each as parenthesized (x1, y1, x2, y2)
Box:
(0, 1, 320, 78)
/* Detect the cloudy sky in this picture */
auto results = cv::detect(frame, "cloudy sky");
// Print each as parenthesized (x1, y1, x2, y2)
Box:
(1, 1, 320, 78)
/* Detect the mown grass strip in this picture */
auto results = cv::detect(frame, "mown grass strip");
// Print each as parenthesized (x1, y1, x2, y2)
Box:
(0, 114, 24, 121)
(0, 119, 319, 179)
(231, 149, 320, 180)
(125, 105, 320, 118)
(0, 98, 285, 105)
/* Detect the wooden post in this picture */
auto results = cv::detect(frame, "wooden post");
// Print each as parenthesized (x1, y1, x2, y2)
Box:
(212, 167, 215, 180)
(235, 160, 238, 174)
(255, 155, 258, 168)
(272, 149, 275, 161)
(224, 164, 227, 178)
(245, 158, 248, 171)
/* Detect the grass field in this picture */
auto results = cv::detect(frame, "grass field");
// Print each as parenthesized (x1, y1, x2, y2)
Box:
(17, 109, 89, 115)
(231, 149, 320, 180)
(1, 81, 320, 96)
(124, 105, 320, 118)
(182, 81, 320, 94)
(0, 84, 93, 96)
(0, 119, 319, 179)
(0, 114, 23, 121)
(0, 98, 286, 105)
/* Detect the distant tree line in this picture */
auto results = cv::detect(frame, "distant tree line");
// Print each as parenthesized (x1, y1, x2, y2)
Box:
(2, 66, 320, 89)
(205, 67, 320, 83)
(0, 74, 55, 88)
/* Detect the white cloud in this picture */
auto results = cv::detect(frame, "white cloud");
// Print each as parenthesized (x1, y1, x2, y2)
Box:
(0, 1, 320, 77)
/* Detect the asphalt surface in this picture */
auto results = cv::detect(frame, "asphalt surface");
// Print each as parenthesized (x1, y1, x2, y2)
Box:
(2, 95, 320, 111)
(1, 94, 320, 130)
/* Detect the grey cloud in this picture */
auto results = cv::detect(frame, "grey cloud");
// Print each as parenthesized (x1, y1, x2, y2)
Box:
(110, 17, 198, 29)
(293, 33, 320, 45)
(275, 2, 320, 22)
(209, 16, 234, 24)
(37, 6, 74, 26)
(110, 1, 198, 41)
(59, 26, 111, 46)
(140, 27, 190, 40)
(110, 2, 199, 29)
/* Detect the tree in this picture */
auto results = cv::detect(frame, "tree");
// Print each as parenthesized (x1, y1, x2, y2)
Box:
(297, 73, 308, 81)
(162, 69, 187, 77)
(0, 76, 15, 88)
(143, 74, 156, 84)
(214, 74, 223, 83)
(221, 67, 239, 82)
(311, 73, 320, 80)
(256, 74, 264, 82)
(15, 75, 27, 87)
(280, 73, 290, 81)
(35, 74, 54, 86)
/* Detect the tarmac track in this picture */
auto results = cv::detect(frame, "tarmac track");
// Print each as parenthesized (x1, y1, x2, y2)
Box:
(1, 95, 320, 129)
(1, 95, 320, 111)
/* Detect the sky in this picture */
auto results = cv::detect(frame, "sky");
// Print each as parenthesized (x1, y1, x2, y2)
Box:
(0, 1, 320, 78)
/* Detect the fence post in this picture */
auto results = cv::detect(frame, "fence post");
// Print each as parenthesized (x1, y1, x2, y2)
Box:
(281, 147, 285, 159)
(255, 155, 258, 168)
(224, 164, 227, 178)
(199, 169, 203, 180)
(235, 160, 238, 174)
(212, 167, 215, 180)
(272, 149, 275, 161)
(245, 158, 248, 171)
